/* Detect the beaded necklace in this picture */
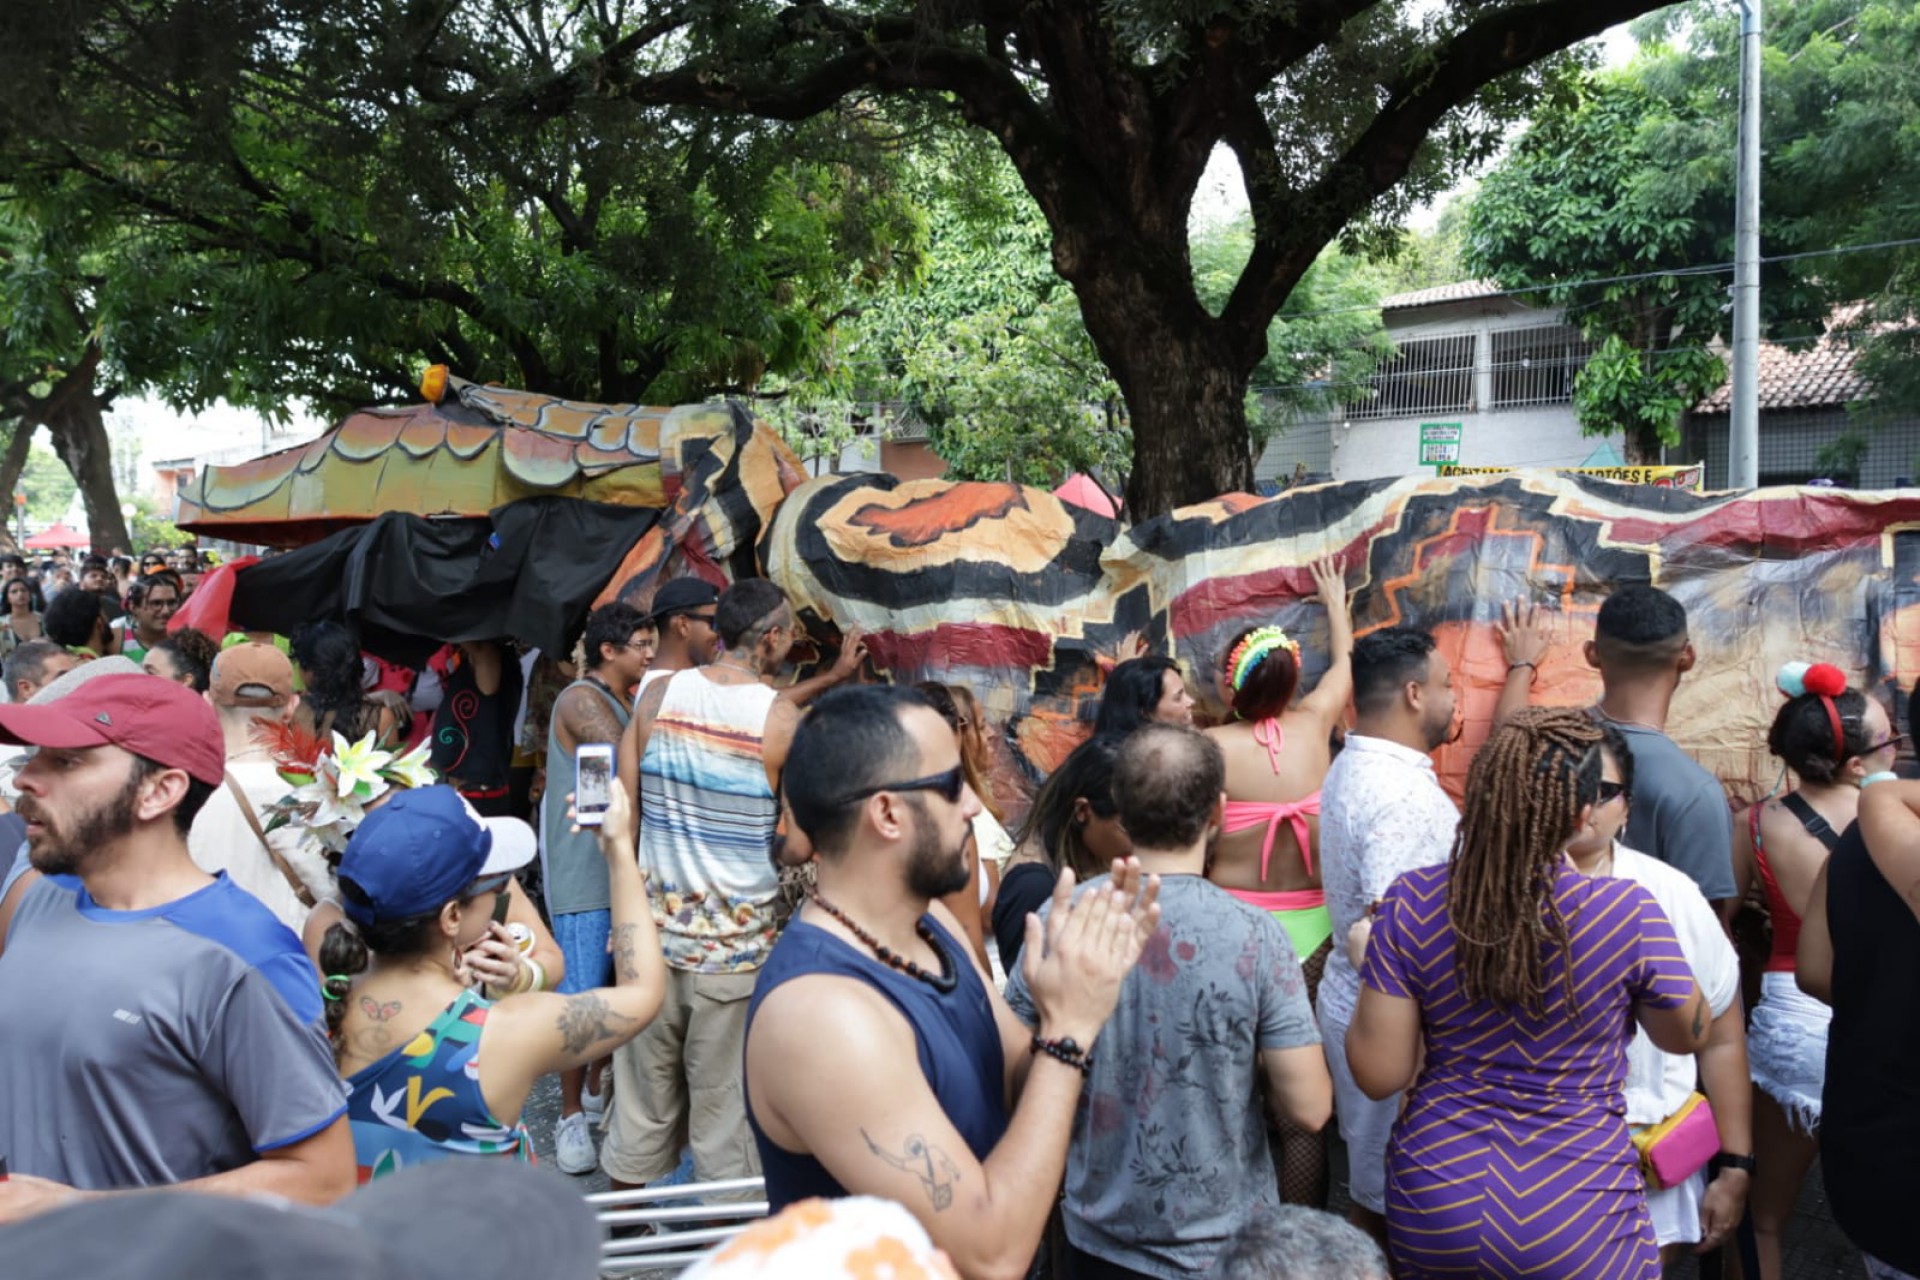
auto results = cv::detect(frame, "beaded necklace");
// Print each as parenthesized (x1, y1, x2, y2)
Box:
(809, 892, 957, 993)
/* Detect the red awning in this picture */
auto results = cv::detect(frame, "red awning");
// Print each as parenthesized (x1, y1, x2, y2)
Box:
(23, 522, 91, 550)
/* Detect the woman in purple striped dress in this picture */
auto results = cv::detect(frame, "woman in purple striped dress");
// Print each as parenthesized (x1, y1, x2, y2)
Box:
(1345, 708, 1711, 1279)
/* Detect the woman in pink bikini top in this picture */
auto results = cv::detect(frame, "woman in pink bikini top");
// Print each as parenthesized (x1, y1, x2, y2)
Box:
(1203, 557, 1353, 960)
(1203, 555, 1352, 1208)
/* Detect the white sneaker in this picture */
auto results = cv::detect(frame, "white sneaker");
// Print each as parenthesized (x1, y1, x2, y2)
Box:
(554, 1111, 597, 1175)
(582, 1079, 607, 1127)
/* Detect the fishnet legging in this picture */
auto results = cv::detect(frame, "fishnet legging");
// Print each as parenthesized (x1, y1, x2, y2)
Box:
(1271, 935, 1332, 1207)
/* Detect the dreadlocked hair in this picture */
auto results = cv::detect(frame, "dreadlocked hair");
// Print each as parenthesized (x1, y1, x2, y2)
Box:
(1447, 706, 1605, 1014)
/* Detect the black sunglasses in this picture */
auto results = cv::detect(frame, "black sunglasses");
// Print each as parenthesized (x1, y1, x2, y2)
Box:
(1864, 732, 1908, 755)
(828, 765, 966, 809)
(1596, 780, 1628, 804)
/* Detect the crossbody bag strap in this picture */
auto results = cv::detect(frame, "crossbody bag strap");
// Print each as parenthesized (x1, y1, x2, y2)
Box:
(223, 771, 318, 909)
(1779, 790, 1842, 852)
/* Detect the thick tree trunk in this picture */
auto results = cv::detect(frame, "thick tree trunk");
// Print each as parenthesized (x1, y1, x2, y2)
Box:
(1115, 344, 1255, 519)
(43, 396, 131, 554)
(1620, 428, 1662, 467)
(1070, 274, 1256, 519)
(0, 423, 33, 551)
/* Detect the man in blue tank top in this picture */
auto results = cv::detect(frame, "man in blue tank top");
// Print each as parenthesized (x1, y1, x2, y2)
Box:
(745, 685, 1163, 1280)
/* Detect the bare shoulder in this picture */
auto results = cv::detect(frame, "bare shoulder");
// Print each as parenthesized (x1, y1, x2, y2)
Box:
(634, 674, 673, 719)
(750, 972, 914, 1072)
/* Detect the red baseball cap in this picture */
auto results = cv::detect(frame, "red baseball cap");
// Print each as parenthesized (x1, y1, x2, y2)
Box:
(0, 671, 224, 786)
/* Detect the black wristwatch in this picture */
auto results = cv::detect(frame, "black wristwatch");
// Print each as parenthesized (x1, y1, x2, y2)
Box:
(1710, 1153, 1756, 1177)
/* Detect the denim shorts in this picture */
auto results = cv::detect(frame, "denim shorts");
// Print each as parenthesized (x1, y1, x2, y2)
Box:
(551, 909, 613, 995)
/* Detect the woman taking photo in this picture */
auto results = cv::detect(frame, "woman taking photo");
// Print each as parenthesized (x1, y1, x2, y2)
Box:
(1730, 664, 1898, 1280)
(1348, 707, 1709, 1279)
(322, 782, 664, 1178)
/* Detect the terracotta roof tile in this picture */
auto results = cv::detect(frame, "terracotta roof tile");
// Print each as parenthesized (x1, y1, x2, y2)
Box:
(1380, 280, 1878, 410)
(1379, 280, 1504, 310)
(1693, 330, 1870, 413)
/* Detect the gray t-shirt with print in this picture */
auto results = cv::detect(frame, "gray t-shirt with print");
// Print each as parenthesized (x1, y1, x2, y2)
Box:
(0, 873, 347, 1189)
(1005, 874, 1321, 1279)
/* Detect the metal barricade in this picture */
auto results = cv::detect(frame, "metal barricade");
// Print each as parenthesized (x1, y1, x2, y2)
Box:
(589, 1177, 768, 1276)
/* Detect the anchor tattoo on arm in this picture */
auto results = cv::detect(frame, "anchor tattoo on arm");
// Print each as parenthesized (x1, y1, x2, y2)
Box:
(861, 1128, 962, 1212)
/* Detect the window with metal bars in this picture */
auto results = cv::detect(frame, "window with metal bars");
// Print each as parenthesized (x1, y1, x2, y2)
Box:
(1490, 326, 1594, 408)
(1349, 334, 1475, 419)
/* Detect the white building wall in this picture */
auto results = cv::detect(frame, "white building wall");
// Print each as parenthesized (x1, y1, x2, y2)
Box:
(1329, 406, 1625, 481)
(1311, 294, 1628, 482)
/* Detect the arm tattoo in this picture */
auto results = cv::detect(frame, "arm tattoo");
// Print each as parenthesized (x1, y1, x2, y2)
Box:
(633, 680, 671, 749)
(349, 999, 400, 1058)
(611, 922, 642, 981)
(861, 1129, 961, 1212)
(556, 991, 641, 1055)
(1691, 996, 1706, 1041)
(560, 687, 624, 747)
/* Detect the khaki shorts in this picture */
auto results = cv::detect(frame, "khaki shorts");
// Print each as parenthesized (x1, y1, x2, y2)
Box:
(599, 967, 760, 1192)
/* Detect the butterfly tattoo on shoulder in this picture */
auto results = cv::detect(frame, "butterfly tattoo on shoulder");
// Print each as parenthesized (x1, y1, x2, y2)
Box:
(360, 996, 402, 1021)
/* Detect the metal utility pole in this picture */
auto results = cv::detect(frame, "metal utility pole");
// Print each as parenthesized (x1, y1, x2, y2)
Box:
(1730, 0, 1763, 489)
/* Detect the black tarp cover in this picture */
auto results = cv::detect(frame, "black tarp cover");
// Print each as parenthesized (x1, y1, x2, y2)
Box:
(228, 497, 659, 666)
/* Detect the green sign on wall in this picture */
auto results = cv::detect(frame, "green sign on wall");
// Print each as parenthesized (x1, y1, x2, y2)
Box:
(1419, 421, 1463, 467)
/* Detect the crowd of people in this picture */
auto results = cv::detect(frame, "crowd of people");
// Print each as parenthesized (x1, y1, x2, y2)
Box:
(0, 538, 1917, 1280)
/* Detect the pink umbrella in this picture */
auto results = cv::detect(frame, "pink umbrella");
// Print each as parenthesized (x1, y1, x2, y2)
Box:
(1052, 473, 1120, 518)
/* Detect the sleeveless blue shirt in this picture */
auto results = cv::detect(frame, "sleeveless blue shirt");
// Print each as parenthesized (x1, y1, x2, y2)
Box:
(744, 914, 1009, 1209)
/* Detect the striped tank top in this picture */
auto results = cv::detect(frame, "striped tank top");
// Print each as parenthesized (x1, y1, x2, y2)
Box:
(640, 669, 781, 973)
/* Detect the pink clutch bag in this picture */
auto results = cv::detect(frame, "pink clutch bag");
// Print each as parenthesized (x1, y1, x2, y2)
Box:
(1629, 1092, 1719, 1190)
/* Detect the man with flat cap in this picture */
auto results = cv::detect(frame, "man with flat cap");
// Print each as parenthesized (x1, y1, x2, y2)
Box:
(0, 672, 353, 1224)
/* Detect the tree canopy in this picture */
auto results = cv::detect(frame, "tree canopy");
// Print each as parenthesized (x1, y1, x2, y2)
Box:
(766, 148, 1395, 502)
(1, 2, 933, 410)
(0, 0, 1677, 520)
(1465, 0, 1920, 463)
(0, 0, 939, 548)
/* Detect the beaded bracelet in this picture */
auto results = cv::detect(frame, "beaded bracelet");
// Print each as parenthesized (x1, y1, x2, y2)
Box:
(1031, 1035, 1094, 1076)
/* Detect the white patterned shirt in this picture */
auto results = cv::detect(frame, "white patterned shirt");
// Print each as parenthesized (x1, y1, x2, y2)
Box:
(1317, 733, 1460, 1027)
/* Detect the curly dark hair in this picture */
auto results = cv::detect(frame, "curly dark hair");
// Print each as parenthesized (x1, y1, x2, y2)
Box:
(152, 628, 220, 693)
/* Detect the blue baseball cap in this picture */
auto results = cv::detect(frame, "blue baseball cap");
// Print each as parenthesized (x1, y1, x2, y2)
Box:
(337, 786, 537, 927)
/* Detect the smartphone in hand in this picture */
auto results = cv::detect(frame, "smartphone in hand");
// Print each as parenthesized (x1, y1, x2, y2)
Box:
(575, 743, 615, 827)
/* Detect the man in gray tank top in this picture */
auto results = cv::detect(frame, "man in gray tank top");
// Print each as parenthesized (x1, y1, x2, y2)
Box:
(542, 602, 654, 1173)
